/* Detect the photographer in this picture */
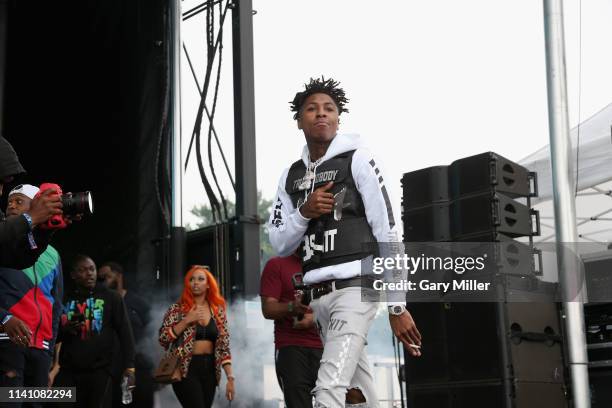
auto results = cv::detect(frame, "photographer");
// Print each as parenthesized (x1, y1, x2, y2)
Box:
(0, 136, 63, 269)
(0, 184, 64, 403)
(50, 255, 135, 408)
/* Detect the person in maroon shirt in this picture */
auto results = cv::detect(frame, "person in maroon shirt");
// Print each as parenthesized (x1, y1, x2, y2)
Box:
(261, 254, 323, 408)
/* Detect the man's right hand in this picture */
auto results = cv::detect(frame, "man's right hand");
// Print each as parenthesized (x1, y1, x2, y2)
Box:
(299, 182, 335, 219)
(293, 313, 315, 330)
(293, 293, 311, 316)
(28, 189, 63, 227)
(3, 316, 32, 347)
(389, 310, 422, 357)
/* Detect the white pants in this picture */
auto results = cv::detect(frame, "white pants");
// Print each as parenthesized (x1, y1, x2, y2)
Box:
(310, 286, 379, 408)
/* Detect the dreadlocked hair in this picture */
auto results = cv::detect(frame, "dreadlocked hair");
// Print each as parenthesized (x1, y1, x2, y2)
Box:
(290, 76, 349, 120)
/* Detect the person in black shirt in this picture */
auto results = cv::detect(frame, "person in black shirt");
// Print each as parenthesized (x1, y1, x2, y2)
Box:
(98, 261, 154, 408)
(49, 255, 135, 408)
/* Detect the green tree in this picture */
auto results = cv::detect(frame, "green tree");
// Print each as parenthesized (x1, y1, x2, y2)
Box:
(189, 191, 275, 265)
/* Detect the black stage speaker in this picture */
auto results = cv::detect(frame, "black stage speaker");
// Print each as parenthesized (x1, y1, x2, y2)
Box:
(404, 299, 567, 408)
(585, 302, 612, 408)
(448, 152, 535, 198)
(406, 382, 567, 408)
(402, 203, 451, 242)
(402, 166, 449, 209)
(403, 193, 538, 242)
(186, 221, 260, 299)
(401, 152, 565, 407)
(582, 250, 612, 407)
(402, 152, 535, 210)
(186, 223, 250, 300)
(402, 152, 539, 243)
(582, 250, 612, 304)
(450, 193, 536, 239)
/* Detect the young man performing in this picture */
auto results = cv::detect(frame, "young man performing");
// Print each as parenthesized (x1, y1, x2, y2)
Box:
(268, 77, 421, 408)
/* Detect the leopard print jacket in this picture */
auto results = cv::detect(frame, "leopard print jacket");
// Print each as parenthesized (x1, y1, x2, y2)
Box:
(159, 303, 231, 385)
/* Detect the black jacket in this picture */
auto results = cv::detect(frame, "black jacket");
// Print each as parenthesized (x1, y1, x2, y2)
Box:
(58, 284, 136, 372)
(0, 136, 25, 180)
(0, 136, 49, 269)
(0, 211, 52, 269)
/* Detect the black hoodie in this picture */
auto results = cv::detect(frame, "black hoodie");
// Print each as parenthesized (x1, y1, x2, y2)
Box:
(0, 136, 49, 269)
(58, 284, 135, 372)
(0, 136, 26, 180)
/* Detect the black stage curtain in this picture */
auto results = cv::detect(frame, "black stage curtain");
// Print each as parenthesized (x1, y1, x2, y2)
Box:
(3, 0, 171, 295)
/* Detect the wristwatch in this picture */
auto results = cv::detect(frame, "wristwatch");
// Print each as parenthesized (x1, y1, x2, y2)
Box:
(287, 301, 294, 314)
(388, 304, 407, 316)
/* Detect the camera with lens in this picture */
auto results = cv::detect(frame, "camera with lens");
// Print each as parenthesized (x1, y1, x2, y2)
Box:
(37, 183, 94, 229)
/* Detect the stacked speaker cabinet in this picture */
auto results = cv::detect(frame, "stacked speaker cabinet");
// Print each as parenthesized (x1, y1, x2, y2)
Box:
(401, 152, 567, 408)
(402, 152, 539, 242)
(581, 250, 612, 408)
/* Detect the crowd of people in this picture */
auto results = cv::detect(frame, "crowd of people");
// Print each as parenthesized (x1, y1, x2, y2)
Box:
(0, 76, 419, 408)
(0, 137, 235, 407)
(0, 137, 144, 407)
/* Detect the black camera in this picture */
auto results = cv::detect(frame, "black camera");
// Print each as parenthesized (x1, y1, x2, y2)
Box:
(62, 191, 93, 217)
(38, 183, 93, 229)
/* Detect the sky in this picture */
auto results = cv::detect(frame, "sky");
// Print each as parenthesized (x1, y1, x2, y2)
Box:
(180, 0, 612, 228)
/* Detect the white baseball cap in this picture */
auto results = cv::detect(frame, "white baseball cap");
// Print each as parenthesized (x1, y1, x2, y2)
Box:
(8, 184, 40, 200)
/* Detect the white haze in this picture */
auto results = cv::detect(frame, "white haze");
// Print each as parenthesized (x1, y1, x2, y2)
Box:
(143, 295, 405, 407)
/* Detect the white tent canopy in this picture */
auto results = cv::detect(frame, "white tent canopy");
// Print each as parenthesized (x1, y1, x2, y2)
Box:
(520, 103, 612, 249)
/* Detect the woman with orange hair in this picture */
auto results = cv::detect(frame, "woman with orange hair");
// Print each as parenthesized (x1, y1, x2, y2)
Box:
(159, 266, 235, 407)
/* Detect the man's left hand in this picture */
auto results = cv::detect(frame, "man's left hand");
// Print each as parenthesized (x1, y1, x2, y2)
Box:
(389, 310, 422, 357)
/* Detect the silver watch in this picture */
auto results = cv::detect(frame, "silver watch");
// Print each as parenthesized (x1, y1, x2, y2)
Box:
(388, 304, 406, 316)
